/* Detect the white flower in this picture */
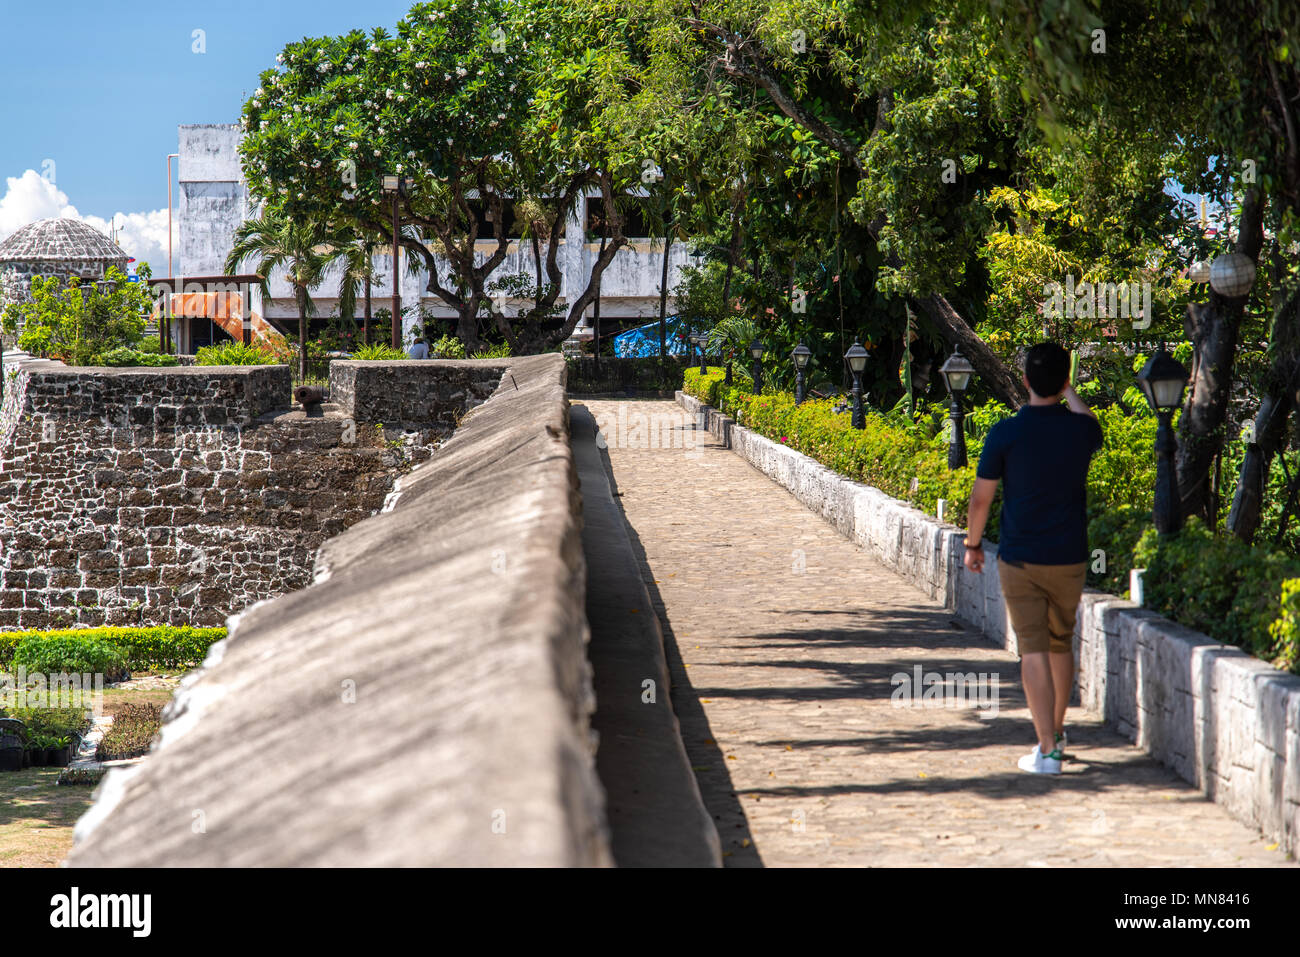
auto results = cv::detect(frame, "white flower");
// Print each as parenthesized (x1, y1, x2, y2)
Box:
(364, 99, 373, 107)
(374, 149, 381, 156)
(370, 44, 380, 52)
(349, 141, 358, 149)
(407, 150, 416, 158)
(386, 88, 394, 98)
(456, 66, 468, 77)
(260, 120, 269, 129)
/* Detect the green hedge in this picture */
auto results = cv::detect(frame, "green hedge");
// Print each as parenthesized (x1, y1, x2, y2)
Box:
(12, 635, 129, 681)
(1136, 520, 1300, 670)
(684, 367, 992, 533)
(684, 368, 1298, 675)
(0, 626, 226, 673)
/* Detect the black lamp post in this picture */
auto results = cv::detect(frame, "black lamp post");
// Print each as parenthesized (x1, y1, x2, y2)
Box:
(939, 346, 975, 469)
(1137, 344, 1190, 535)
(749, 339, 765, 395)
(845, 340, 868, 429)
(792, 341, 812, 404)
(692, 334, 707, 373)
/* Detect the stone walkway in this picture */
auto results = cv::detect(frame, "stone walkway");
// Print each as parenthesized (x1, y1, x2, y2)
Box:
(578, 399, 1294, 867)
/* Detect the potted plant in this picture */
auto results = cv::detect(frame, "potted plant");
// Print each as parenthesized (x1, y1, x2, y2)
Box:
(0, 718, 23, 772)
(46, 736, 71, 768)
(24, 733, 46, 767)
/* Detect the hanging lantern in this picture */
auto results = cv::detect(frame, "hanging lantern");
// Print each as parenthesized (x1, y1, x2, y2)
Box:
(1187, 261, 1211, 284)
(1209, 253, 1256, 298)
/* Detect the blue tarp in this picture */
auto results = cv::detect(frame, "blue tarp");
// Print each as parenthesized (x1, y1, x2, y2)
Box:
(613, 315, 698, 358)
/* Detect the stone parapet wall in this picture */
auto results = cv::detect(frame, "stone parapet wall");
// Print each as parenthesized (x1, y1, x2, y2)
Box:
(329, 359, 503, 429)
(678, 390, 1300, 858)
(0, 363, 455, 628)
(69, 354, 609, 866)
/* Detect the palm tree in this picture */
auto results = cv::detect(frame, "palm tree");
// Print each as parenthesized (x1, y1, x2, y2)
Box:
(225, 211, 332, 380)
(328, 233, 383, 348)
(706, 315, 761, 386)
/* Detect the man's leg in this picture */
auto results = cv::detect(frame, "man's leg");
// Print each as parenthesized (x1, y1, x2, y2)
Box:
(1020, 652, 1057, 754)
(1050, 652, 1072, 735)
(1043, 562, 1089, 740)
(998, 559, 1056, 755)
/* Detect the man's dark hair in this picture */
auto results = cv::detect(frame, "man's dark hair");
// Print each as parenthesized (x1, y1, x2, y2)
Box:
(1024, 342, 1070, 398)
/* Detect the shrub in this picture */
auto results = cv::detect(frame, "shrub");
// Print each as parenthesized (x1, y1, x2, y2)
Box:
(430, 334, 467, 359)
(195, 341, 278, 365)
(0, 707, 92, 742)
(351, 343, 407, 360)
(683, 368, 987, 529)
(96, 704, 162, 760)
(470, 341, 512, 359)
(1134, 518, 1300, 669)
(12, 635, 129, 681)
(0, 264, 153, 365)
(0, 626, 225, 672)
(95, 346, 180, 367)
(1268, 579, 1300, 673)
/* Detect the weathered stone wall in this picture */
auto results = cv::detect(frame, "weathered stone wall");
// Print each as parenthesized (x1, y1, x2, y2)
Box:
(70, 354, 612, 867)
(0, 363, 452, 628)
(329, 359, 501, 428)
(678, 390, 1300, 859)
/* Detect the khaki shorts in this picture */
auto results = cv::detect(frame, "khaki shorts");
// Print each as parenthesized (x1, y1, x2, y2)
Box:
(997, 558, 1088, 655)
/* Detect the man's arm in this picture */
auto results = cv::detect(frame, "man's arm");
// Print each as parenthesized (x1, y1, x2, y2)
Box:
(963, 477, 998, 572)
(1062, 383, 1097, 420)
(966, 477, 998, 544)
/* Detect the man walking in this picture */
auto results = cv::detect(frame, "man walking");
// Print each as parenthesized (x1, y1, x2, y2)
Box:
(963, 343, 1103, 774)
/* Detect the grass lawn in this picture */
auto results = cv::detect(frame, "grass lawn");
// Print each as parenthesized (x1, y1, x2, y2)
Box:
(101, 683, 178, 718)
(0, 768, 96, 867)
(0, 673, 184, 868)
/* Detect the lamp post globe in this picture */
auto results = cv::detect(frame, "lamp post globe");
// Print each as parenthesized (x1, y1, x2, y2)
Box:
(1208, 252, 1257, 299)
(792, 341, 812, 405)
(844, 340, 869, 429)
(749, 339, 765, 395)
(939, 347, 975, 469)
(1136, 345, 1191, 535)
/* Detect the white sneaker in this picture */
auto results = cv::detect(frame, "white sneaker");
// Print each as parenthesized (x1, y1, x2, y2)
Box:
(1017, 744, 1062, 774)
(1055, 730, 1068, 756)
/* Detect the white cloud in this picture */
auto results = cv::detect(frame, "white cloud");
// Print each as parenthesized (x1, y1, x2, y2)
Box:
(0, 169, 176, 278)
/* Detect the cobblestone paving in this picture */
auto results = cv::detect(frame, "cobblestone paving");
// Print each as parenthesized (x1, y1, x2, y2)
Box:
(579, 399, 1295, 867)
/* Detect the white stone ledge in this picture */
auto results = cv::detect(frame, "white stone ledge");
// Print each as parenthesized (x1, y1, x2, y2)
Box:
(678, 390, 1300, 858)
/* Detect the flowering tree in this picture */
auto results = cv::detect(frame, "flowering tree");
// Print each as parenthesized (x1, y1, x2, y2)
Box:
(239, 0, 644, 353)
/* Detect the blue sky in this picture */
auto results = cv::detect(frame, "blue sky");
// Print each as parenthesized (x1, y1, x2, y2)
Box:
(0, 0, 414, 273)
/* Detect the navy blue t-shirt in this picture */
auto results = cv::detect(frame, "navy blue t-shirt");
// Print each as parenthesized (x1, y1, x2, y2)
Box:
(976, 404, 1104, 565)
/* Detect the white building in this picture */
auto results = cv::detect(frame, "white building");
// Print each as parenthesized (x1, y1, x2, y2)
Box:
(173, 124, 691, 352)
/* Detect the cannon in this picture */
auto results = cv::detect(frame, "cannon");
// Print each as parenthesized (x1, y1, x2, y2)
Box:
(294, 385, 327, 409)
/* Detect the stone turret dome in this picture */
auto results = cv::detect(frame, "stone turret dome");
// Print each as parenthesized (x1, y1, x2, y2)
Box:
(0, 218, 131, 317)
(0, 217, 126, 264)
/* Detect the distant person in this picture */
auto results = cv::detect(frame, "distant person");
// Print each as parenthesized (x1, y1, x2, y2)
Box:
(962, 342, 1103, 775)
(407, 330, 429, 360)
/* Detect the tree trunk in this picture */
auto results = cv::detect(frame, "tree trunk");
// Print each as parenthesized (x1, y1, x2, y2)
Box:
(659, 224, 673, 362)
(1176, 188, 1264, 521)
(297, 285, 307, 382)
(1227, 289, 1300, 542)
(363, 271, 372, 346)
(911, 293, 1028, 408)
